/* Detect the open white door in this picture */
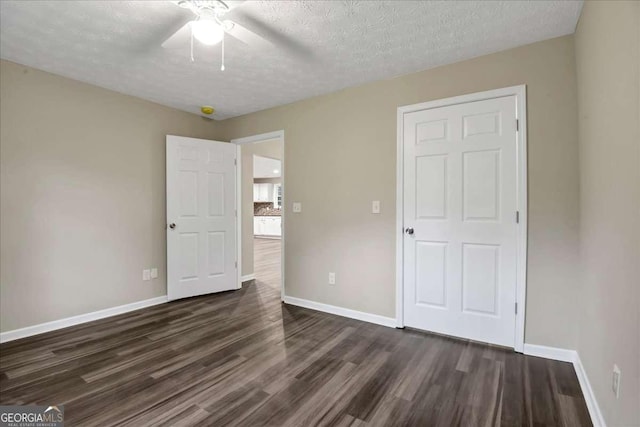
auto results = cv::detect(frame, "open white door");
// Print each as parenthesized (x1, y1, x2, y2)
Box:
(167, 135, 237, 301)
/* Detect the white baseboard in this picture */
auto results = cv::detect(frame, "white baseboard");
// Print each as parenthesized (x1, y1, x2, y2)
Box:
(0, 296, 168, 343)
(573, 353, 606, 427)
(523, 343, 605, 427)
(241, 274, 256, 282)
(283, 295, 396, 328)
(523, 343, 576, 363)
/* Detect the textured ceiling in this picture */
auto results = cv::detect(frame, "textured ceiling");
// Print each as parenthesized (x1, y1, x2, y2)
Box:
(0, 1, 583, 120)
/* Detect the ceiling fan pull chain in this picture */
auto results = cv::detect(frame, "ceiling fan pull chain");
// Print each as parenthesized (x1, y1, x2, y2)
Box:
(190, 25, 195, 62)
(221, 35, 225, 71)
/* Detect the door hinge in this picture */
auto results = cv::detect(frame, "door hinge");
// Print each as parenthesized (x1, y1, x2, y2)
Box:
(235, 209, 237, 217)
(516, 119, 519, 132)
(235, 261, 238, 269)
(515, 302, 518, 314)
(234, 159, 237, 166)
(516, 211, 520, 223)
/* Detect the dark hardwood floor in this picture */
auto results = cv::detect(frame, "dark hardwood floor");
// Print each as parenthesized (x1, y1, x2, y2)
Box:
(0, 248, 591, 426)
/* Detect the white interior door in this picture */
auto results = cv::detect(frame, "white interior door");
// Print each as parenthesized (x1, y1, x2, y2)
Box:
(403, 95, 518, 347)
(167, 135, 237, 301)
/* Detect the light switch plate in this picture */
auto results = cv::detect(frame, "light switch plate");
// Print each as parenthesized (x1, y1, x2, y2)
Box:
(150, 268, 158, 279)
(292, 202, 302, 213)
(142, 269, 151, 281)
(372, 200, 381, 214)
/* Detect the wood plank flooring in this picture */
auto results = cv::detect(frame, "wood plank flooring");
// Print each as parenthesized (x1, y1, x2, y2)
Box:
(1, 253, 591, 426)
(254, 237, 281, 290)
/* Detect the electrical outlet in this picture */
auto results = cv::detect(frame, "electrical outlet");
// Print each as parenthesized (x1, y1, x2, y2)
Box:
(372, 200, 381, 214)
(142, 269, 151, 281)
(150, 268, 158, 279)
(612, 364, 621, 398)
(328, 272, 336, 285)
(292, 202, 302, 213)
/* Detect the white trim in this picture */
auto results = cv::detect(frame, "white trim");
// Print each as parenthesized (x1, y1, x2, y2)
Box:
(523, 343, 575, 363)
(0, 296, 168, 343)
(232, 130, 285, 145)
(395, 106, 405, 328)
(283, 296, 397, 328)
(231, 130, 285, 301)
(280, 135, 286, 302)
(241, 274, 256, 282)
(513, 85, 528, 353)
(523, 344, 606, 427)
(395, 85, 528, 351)
(573, 353, 607, 427)
(236, 144, 243, 289)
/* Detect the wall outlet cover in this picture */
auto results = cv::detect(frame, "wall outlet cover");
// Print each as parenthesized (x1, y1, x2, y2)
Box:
(150, 268, 158, 279)
(292, 202, 302, 213)
(142, 269, 151, 281)
(329, 272, 336, 285)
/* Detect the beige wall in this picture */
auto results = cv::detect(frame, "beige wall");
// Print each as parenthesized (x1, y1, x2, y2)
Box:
(574, 2, 640, 425)
(0, 60, 220, 332)
(217, 35, 581, 348)
(240, 139, 283, 277)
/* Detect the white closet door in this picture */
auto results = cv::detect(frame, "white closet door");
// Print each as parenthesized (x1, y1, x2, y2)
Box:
(403, 96, 518, 347)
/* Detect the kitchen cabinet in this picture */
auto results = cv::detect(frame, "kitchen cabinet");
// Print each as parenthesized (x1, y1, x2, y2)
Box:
(253, 183, 273, 202)
(253, 216, 281, 237)
(264, 217, 281, 236)
(273, 183, 282, 208)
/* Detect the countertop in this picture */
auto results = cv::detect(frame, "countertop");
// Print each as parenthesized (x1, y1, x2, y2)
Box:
(255, 211, 282, 217)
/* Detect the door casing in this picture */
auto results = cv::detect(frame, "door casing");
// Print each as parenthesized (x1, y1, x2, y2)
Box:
(231, 130, 286, 301)
(395, 85, 528, 352)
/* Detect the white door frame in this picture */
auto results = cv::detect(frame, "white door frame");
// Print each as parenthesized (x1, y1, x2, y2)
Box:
(231, 130, 286, 301)
(395, 85, 528, 352)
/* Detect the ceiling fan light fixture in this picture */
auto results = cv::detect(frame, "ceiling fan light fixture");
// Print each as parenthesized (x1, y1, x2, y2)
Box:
(192, 19, 224, 45)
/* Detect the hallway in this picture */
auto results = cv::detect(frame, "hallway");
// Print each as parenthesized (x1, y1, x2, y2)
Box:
(254, 237, 281, 291)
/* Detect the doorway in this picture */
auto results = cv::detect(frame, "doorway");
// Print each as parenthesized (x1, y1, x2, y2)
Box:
(396, 86, 528, 351)
(252, 154, 282, 290)
(232, 131, 285, 299)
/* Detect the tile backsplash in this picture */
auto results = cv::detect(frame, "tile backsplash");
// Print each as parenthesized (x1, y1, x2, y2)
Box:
(254, 202, 281, 216)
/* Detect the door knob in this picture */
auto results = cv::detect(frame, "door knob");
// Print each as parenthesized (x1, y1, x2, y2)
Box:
(405, 227, 414, 235)
(169, 223, 176, 229)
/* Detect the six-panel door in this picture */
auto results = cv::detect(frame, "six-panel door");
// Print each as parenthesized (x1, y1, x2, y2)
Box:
(166, 135, 237, 300)
(403, 96, 518, 347)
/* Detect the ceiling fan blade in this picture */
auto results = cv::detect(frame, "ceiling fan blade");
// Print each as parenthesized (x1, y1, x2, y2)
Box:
(161, 21, 193, 49)
(225, 12, 316, 61)
(224, 1, 247, 12)
(224, 20, 274, 49)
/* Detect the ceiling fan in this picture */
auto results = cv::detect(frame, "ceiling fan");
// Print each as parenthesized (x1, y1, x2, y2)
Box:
(162, 0, 271, 70)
